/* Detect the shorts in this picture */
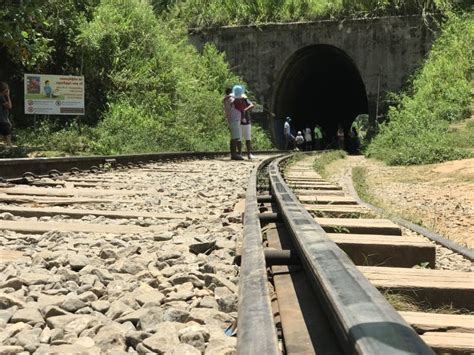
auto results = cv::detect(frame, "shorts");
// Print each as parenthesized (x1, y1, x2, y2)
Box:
(0, 122, 11, 136)
(229, 121, 241, 140)
(241, 124, 251, 141)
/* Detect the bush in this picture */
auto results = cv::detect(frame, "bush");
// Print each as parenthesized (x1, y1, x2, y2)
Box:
(367, 13, 473, 165)
(78, 0, 272, 154)
(16, 120, 94, 155)
(168, 0, 463, 28)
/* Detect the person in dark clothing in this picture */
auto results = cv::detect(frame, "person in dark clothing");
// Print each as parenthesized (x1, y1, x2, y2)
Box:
(349, 126, 360, 154)
(0, 82, 13, 147)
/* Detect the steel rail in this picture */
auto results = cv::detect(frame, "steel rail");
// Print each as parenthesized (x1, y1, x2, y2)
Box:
(0, 150, 279, 180)
(269, 155, 433, 355)
(237, 156, 280, 355)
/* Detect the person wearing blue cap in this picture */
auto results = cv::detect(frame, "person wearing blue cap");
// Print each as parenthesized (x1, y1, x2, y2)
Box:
(223, 86, 244, 160)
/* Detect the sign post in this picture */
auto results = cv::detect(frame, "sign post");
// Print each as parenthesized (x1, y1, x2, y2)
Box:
(24, 74, 85, 116)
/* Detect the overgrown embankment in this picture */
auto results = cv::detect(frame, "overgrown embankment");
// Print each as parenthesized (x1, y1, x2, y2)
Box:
(168, 0, 462, 28)
(2, 0, 273, 156)
(367, 14, 473, 165)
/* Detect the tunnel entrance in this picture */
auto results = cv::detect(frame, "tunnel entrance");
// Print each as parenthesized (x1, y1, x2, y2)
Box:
(272, 44, 368, 148)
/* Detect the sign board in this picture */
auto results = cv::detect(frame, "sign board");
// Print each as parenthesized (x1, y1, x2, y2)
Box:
(24, 74, 85, 115)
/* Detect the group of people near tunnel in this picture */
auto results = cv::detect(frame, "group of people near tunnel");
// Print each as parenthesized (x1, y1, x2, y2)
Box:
(284, 117, 360, 154)
(222, 85, 360, 159)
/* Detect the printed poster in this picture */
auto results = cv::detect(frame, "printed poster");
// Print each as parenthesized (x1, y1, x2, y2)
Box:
(24, 74, 85, 115)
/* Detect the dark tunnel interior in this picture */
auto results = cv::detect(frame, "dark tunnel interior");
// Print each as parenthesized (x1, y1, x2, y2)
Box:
(273, 44, 368, 148)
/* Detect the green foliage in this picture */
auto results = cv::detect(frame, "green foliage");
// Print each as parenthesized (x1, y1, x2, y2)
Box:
(79, 0, 272, 154)
(367, 14, 473, 165)
(0, 0, 96, 69)
(168, 0, 463, 28)
(16, 120, 94, 155)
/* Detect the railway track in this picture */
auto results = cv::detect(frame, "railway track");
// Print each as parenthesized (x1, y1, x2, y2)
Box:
(239, 153, 473, 355)
(0, 152, 472, 354)
(0, 152, 266, 354)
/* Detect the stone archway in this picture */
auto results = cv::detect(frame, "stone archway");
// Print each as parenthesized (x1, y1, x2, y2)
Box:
(271, 44, 368, 148)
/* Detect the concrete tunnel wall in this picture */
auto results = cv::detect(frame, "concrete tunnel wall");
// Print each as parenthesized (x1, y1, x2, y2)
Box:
(189, 15, 437, 147)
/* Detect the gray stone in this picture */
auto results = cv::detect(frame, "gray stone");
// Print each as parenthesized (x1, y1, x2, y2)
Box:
(60, 293, 86, 313)
(204, 275, 237, 293)
(214, 287, 237, 313)
(163, 308, 190, 323)
(189, 308, 234, 327)
(106, 300, 134, 320)
(75, 306, 93, 314)
(0, 278, 24, 290)
(141, 322, 181, 353)
(68, 254, 89, 271)
(134, 288, 165, 306)
(114, 259, 145, 275)
(199, 295, 218, 309)
(0, 306, 17, 325)
(116, 308, 148, 325)
(74, 336, 96, 348)
(37, 294, 65, 309)
(169, 273, 204, 288)
(90, 300, 110, 313)
(41, 343, 101, 354)
(46, 315, 101, 334)
(19, 273, 58, 286)
(178, 324, 210, 342)
(205, 337, 237, 355)
(189, 240, 216, 255)
(179, 331, 206, 352)
(0, 322, 32, 344)
(137, 307, 164, 332)
(0, 346, 24, 354)
(170, 343, 201, 355)
(125, 330, 152, 348)
(0, 212, 15, 220)
(42, 306, 70, 319)
(49, 328, 64, 342)
(166, 282, 194, 302)
(99, 249, 118, 260)
(39, 326, 52, 343)
(93, 323, 127, 353)
(15, 328, 42, 353)
(78, 291, 98, 303)
(153, 233, 173, 242)
(11, 307, 44, 325)
(0, 293, 26, 309)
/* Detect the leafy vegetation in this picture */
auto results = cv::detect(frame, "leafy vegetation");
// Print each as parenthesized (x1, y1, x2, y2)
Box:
(367, 14, 473, 165)
(169, 0, 464, 28)
(1, 0, 272, 155)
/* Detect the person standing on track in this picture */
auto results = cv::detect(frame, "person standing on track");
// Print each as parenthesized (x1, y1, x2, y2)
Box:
(239, 93, 255, 159)
(0, 82, 13, 147)
(295, 131, 305, 151)
(284, 117, 294, 150)
(337, 124, 345, 150)
(304, 127, 312, 151)
(313, 124, 322, 150)
(223, 87, 243, 160)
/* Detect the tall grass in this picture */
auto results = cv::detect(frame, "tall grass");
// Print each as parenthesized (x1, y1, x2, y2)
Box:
(169, 0, 460, 28)
(367, 13, 473, 165)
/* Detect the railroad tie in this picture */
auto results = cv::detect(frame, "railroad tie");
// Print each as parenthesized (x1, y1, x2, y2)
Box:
(360, 266, 474, 310)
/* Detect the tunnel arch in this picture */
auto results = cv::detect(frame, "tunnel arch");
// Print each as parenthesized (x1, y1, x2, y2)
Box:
(271, 44, 368, 148)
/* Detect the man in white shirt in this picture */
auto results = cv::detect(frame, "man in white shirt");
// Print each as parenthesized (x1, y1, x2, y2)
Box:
(283, 117, 293, 150)
(223, 87, 244, 160)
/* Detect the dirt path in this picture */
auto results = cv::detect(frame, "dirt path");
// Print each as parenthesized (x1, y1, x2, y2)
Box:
(325, 156, 474, 249)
